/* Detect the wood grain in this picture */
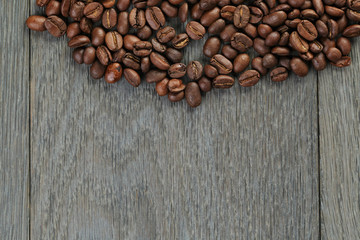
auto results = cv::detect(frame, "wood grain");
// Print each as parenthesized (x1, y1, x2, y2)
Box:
(0, 1, 30, 239)
(319, 39, 360, 239)
(30, 14, 319, 239)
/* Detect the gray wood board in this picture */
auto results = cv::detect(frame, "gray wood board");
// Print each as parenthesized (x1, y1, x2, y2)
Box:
(0, 1, 30, 239)
(319, 39, 360, 239)
(30, 15, 319, 239)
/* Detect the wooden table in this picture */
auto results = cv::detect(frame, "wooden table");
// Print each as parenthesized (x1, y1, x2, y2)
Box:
(1, 1, 359, 239)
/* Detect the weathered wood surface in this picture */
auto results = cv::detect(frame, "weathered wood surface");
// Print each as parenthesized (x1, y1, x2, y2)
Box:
(29, 13, 319, 240)
(0, 1, 30, 239)
(319, 39, 360, 239)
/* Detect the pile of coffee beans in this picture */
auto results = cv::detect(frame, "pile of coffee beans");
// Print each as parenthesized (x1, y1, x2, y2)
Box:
(27, 0, 360, 108)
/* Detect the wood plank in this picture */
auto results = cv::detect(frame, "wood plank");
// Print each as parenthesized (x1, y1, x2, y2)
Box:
(319, 39, 360, 239)
(0, 1, 30, 239)
(30, 15, 319, 239)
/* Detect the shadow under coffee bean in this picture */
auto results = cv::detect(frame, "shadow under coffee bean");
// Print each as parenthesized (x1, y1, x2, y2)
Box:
(27, 0, 360, 108)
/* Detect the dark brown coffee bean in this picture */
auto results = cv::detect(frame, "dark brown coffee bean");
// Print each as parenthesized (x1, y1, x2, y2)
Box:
(91, 27, 106, 47)
(45, 16, 67, 37)
(105, 31, 123, 51)
(179, 3, 188, 23)
(129, 8, 146, 29)
(249, 6, 263, 24)
(325, 5, 344, 17)
(191, 3, 204, 20)
(270, 67, 288, 82)
(313, 0, 324, 16)
(113, 48, 126, 63)
(90, 60, 106, 79)
(198, 76, 212, 92)
(279, 57, 291, 70)
(152, 38, 167, 53)
(297, 20, 318, 41)
(26, 15, 47, 32)
(124, 68, 141, 87)
(312, 52, 327, 71)
(168, 91, 185, 102)
(186, 21, 206, 40)
(96, 45, 112, 66)
(80, 17, 93, 34)
(201, 7, 220, 27)
(101, 0, 116, 8)
(203, 37, 221, 58)
(316, 20, 328, 38)
(210, 54, 233, 74)
(230, 32, 253, 52)
(67, 22, 81, 39)
(322, 38, 336, 53)
(46, 1, 61, 16)
(271, 46, 290, 56)
(346, 9, 360, 21)
(105, 63, 123, 84)
(238, 70, 260, 87)
(234, 5, 250, 28)
(117, 12, 130, 35)
(133, 0, 147, 8)
(161, 1, 178, 18)
(221, 6, 236, 21)
(37, 0, 50, 7)
(290, 57, 309, 76)
(122, 53, 141, 70)
(251, 57, 268, 75)
(83, 46, 96, 65)
(288, 9, 301, 19)
(60, 0, 73, 17)
(73, 48, 84, 64)
(156, 78, 169, 96)
(117, 0, 130, 11)
(262, 53, 278, 68)
(69, 1, 85, 21)
(141, 57, 151, 73)
(326, 47, 342, 62)
(330, 56, 351, 67)
(289, 31, 309, 53)
(253, 38, 271, 56)
(146, 7, 165, 30)
(133, 41, 152, 57)
(168, 79, 186, 93)
(309, 40, 324, 53)
(301, 9, 319, 21)
(168, 63, 187, 78)
(221, 45, 238, 60)
(165, 48, 183, 63)
(327, 19, 339, 39)
(257, 24, 273, 38)
(213, 75, 235, 89)
(343, 24, 360, 37)
(157, 26, 176, 43)
(124, 35, 141, 51)
(300, 51, 314, 61)
(102, 8, 117, 29)
(348, 0, 360, 11)
(336, 37, 351, 55)
(233, 53, 250, 73)
(263, 11, 287, 27)
(83, 2, 104, 20)
(185, 82, 202, 108)
(220, 24, 238, 42)
(171, 33, 190, 49)
(146, 69, 167, 83)
(265, 31, 280, 47)
(204, 64, 219, 78)
(150, 52, 170, 70)
(137, 25, 152, 40)
(187, 61, 204, 80)
(243, 23, 258, 39)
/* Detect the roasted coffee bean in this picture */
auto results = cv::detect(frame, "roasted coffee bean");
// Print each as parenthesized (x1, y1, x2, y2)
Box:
(90, 60, 106, 79)
(161, 1, 178, 18)
(105, 31, 123, 51)
(68, 35, 90, 48)
(258, 24, 273, 38)
(146, 7, 165, 30)
(221, 45, 238, 60)
(270, 67, 288, 82)
(234, 5, 250, 28)
(122, 53, 141, 70)
(133, 41, 152, 57)
(290, 57, 309, 76)
(327, 19, 339, 39)
(129, 8, 146, 29)
(262, 53, 278, 69)
(146, 69, 167, 83)
(213, 75, 235, 88)
(336, 37, 351, 55)
(185, 82, 202, 108)
(117, 0, 130, 11)
(83, 2, 104, 20)
(96, 45, 112, 66)
(204, 64, 219, 78)
(230, 32, 253, 52)
(80, 17, 93, 34)
(26, 15, 47, 32)
(124, 68, 141, 87)
(191, 3, 204, 20)
(113, 48, 126, 63)
(46, 1, 61, 16)
(221, 6, 236, 21)
(233, 53, 250, 73)
(168, 63, 187, 78)
(238, 70, 260, 87)
(187, 61, 203, 80)
(186, 21, 206, 40)
(168, 91, 185, 102)
(297, 20, 318, 41)
(199, 0, 217, 11)
(171, 33, 190, 49)
(309, 41, 324, 53)
(263, 11, 287, 27)
(201, 7, 220, 27)
(117, 12, 130, 35)
(251, 57, 268, 75)
(253, 38, 271, 56)
(203, 37, 221, 58)
(101, 0, 116, 8)
(179, 3, 189, 23)
(152, 38, 167, 53)
(137, 25, 152, 40)
(220, 24, 238, 42)
(330, 56, 351, 67)
(150, 52, 170, 70)
(289, 31, 309, 53)
(83, 46, 96, 65)
(91, 27, 106, 47)
(69, 1, 85, 21)
(67, 22, 81, 39)
(60, 0, 73, 18)
(326, 47, 342, 62)
(343, 24, 360, 37)
(37, 0, 50, 7)
(244, 23, 258, 38)
(279, 57, 291, 70)
(165, 48, 183, 63)
(102, 8, 117, 29)
(168, 79, 186, 93)
(157, 26, 176, 43)
(73, 48, 84, 64)
(156, 78, 169, 96)
(312, 52, 327, 71)
(45, 16, 67, 37)
(124, 35, 141, 50)
(249, 6, 263, 24)
(210, 54, 233, 74)
(105, 63, 123, 84)
(265, 31, 280, 47)
(141, 57, 151, 73)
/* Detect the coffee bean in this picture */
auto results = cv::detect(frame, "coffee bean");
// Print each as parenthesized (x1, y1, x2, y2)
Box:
(132, 41, 152, 57)
(238, 70, 260, 87)
(105, 63, 123, 84)
(172, 33, 190, 49)
(220, 24, 238, 42)
(137, 25, 152, 40)
(146, 7, 165, 30)
(343, 24, 360, 37)
(60, 0, 73, 18)
(91, 27, 106, 47)
(262, 53, 278, 69)
(297, 20, 318, 41)
(83, 2, 104, 20)
(179, 3, 189, 23)
(141, 57, 151, 73)
(204, 64, 219, 78)
(101, 0, 116, 8)
(210, 54, 233, 74)
(36, 0, 50, 7)
(185, 82, 202, 108)
(129, 8, 146, 29)
(165, 48, 183, 63)
(168, 63, 187, 78)
(251, 57, 268, 75)
(309, 41, 324, 53)
(73, 48, 84, 64)
(157, 26, 176, 43)
(265, 31, 280, 47)
(123, 35, 141, 51)
(290, 57, 309, 77)
(326, 47, 342, 62)
(102, 8, 117, 29)
(117, 12, 130, 35)
(312, 52, 327, 71)
(150, 52, 170, 70)
(221, 45, 238, 60)
(270, 67, 288, 82)
(146, 69, 167, 83)
(161, 1, 178, 18)
(117, 0, 130, 11)
(96, 45, 112, 66)
(186, 21, 206, 40)
(112, 48, 126, 63)
(124, 68, 141, 87)
(187, 61, 203, 80)
(253, 38, 271, 56)
(233, 53, 250, 73)
(80, 17, 93, 34)
(198, 76, 213, 92)
(336, 37, 351, 55)
(168, 91, 185, 102)
(234, 5, 250, 28)
(200, 7, 220, 27)
(213, 75, 235, 88)
(69, 1, 84, 21)
(330, 56, 351, 67)
(155, 78, 169, 96)
(45, 16, 67, 37)
(230, 32, 253, 52)
(263, 11, 287, 27)
(289, 31, 309, 53)
(122, 53, 141, 70)
(203, 37, 221, 58)
(83, 46, 96, 65)
(90, 60, 106, 79)
(105, 31, 123, 51)
(168, 79, 186, 93)
(67, 22, 81, 39)
(46, 1, 61, 16)
(26, 15, 47, 32)
(221, 5, 236, 21)
(199, 0, 217, 11)
(257, 24, 273, 38)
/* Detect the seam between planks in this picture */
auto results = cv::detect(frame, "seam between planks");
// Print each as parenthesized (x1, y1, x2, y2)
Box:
(317, 69, 321, 240)
(28, 0, 32, 239)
